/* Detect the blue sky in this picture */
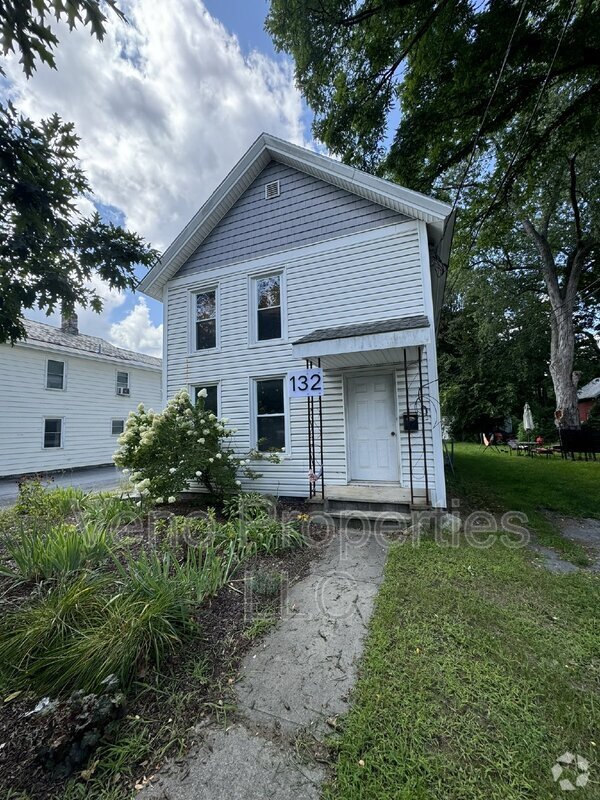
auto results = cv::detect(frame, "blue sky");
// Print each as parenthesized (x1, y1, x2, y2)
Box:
(3, 0, 313, 356)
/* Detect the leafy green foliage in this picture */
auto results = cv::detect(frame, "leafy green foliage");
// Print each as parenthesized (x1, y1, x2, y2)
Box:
(0, 1, 125, 77)
(249, 569, 284, 597)
(0, 521, 114, 583)
(114, 390, 278, 501)
(14, 479, 85, 518)
(267, 0, 600, 191)
(0, 103, 158, 344)
(79, 492, 142, 530)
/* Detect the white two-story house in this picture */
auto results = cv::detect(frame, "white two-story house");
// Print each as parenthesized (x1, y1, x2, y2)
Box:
(140, 135, 454, 509)
(0, 315, 162, 477)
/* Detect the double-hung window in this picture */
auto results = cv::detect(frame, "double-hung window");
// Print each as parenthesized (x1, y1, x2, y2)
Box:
(44, 418, 63, 448)
(194, 289, 217, 350)
(255, 378, 286, 452)
(194, 385, 219, 416)
(111, 419, 125, 436)
(46, 359, 65, 390)
(116, 371, 130, 395)
(255, 274, 283, 341)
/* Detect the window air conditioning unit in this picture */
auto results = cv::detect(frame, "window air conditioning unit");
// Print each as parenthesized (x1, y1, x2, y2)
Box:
(117, 387, 130, 396)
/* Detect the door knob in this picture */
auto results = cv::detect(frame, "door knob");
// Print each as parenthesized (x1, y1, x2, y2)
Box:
(390, 431, 396, 436)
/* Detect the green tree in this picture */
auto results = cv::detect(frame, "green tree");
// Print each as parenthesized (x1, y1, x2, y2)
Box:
(0, 1, 157, 344)
(267, 0, 600, 427)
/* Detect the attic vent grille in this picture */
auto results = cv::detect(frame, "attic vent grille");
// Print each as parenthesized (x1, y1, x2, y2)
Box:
(265, 180, 280, 200)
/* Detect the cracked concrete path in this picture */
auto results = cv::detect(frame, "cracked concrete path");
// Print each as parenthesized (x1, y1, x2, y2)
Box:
(530, 516, 600, 574)
(143, 529, 390, 799)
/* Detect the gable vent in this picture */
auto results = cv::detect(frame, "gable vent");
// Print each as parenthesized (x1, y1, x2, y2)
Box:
(264, 180, 280, 200)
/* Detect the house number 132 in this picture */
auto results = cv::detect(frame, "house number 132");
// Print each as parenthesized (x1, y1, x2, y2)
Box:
(287, 368, 324, 397)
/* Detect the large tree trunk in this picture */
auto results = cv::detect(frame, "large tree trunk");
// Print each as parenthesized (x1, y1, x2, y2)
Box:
(548, 301, 580, 428)
(522, 218, 585, 429)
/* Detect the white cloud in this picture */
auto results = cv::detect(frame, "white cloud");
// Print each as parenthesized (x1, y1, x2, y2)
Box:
(109, 298, 162, 357)
(3, 0, 307, 251)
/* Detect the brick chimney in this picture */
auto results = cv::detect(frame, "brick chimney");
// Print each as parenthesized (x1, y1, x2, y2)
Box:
(61, 312, 79, 335)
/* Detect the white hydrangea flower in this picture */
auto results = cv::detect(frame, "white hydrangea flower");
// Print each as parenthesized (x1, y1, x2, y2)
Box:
(169, 467, 176, 474)
(203, 429, 210, 435)
(155, 497, 164, 504)
(168, 496, 176, 503)
(209, 458, 214, 463)
(197, 388, 208, 398)
(216, 453, 222, 459)
(122, 468, 130, 475)
(235, 480, 241, 486)
(197, 437, 205, 444)
(209, 413, 217, 420)
(195, 470, 202, 477)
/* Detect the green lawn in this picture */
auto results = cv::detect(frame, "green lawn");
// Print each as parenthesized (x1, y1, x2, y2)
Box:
(448, 442, 600, 563)
(325, 445, 600, 799)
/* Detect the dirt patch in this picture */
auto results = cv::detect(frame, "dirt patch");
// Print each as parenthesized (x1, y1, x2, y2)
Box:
(0, 501, 329, 799)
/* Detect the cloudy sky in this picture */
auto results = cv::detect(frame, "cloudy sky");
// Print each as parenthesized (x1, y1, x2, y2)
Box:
(3, 0, 313, 357)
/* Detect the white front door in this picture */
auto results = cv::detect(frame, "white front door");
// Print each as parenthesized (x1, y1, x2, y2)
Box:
(346, 373, 399, 482)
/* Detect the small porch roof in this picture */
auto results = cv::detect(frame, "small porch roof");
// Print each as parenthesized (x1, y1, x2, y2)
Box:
(292, 315, 430, 368)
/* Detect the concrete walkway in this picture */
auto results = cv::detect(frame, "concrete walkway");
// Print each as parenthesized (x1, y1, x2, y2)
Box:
(144, 529, 390, 799)
(0, 465, 122, 507)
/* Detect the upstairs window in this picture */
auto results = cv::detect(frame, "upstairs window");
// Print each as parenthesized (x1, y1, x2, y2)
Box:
(194, 385, 219, 416)
(44, 418, 63, 448)
(195, 289, 217, 350)
(46, 359, 65, 390)
(255, 378, 286, 452)
(116, 371, 130, 396)
(255, 274, 282, 341)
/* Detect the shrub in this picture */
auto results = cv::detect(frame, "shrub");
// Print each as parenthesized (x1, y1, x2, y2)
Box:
(250, 569, 284, 597)
(79, 493, 142, 530)
(15, 479, 86, 519)
(224, 492, 275, 521)
(113, 390, 280, 502)
(0, 522, 114, 583)
(0, 575, 106, 691)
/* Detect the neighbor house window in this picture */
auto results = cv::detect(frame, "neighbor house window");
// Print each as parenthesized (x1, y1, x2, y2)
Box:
(255, 274, 282, 341)
(46, 359, 65, 390)
(255, 378, 286, 451)
(194, 289, 217, 350)
(116, 371, 130, 395)
(44, 418, 63, 448)
(194, 385, 219, 416)
(111, 419, 125, 435)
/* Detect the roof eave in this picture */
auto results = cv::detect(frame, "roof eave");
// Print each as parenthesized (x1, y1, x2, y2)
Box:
(138, 134, 453, 300)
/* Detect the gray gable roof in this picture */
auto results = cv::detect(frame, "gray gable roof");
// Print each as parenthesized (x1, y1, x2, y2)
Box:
(139, 133, 453, 300)
(19, 319, 162, 370)
(293, 315, 430, 345)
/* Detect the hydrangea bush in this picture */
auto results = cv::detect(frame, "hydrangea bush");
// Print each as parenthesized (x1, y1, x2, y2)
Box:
(114, 389, 273, 502)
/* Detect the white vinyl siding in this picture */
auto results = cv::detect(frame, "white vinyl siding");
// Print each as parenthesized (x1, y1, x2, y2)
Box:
(0, 346, 162, 476)
(163, 221, 441, 500)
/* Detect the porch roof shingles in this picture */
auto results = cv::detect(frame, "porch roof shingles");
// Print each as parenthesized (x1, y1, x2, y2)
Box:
(293, 315, 430, 346)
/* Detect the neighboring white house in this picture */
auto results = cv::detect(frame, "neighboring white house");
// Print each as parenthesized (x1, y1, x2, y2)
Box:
(0, 315, 162, 477)
(139, 134, 454, 509)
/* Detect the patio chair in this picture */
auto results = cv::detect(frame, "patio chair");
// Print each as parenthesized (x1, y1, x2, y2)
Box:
(481, 433, 502, 454)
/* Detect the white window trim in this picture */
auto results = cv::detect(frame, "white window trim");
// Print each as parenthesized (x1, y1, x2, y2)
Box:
(115, 369, 131, 396)
(189, 380, 221, 416)
(248, 268, 287, 347)
(42, 416, 64, 450)
(189, 284, 220, 354)
(45, 357, 67, 391)
(249, 374, 291, 458)
(111, 418, 125, 436)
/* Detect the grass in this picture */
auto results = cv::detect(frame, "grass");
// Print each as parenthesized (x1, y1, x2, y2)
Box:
(326, 444, 600, 798)
(447, 442, 600, 563)
(324, 538, 600, 800)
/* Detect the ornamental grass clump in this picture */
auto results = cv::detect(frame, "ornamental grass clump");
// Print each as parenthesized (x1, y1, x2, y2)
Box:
(113, 389, 270, 502)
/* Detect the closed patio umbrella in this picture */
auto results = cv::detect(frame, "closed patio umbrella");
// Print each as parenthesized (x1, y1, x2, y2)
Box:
(523, 403, 534, 439)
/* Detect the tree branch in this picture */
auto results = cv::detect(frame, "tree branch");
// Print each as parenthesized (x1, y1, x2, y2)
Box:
(568, 155, 583, 243)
